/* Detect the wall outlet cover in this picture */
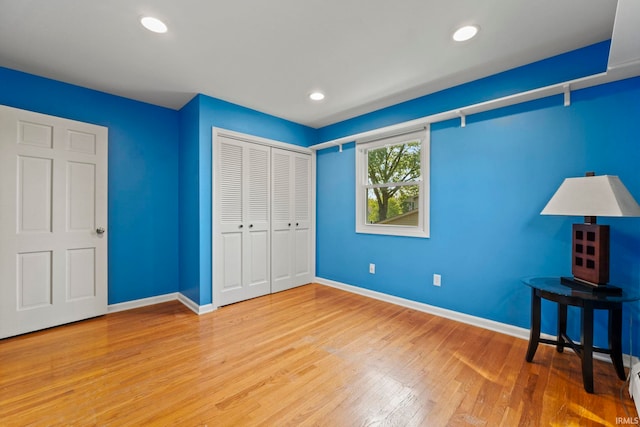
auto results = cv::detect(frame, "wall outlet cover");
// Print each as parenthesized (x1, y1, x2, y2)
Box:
(433, 274, 441, 286)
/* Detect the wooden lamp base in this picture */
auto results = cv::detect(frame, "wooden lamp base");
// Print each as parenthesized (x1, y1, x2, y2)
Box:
(571, 223, 609, 286)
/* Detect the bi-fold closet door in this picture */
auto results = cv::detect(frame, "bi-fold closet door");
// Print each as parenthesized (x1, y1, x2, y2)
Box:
(213, 133, 313, 307)
(271, 147, 312, 293)
(215, 136, 271, 306)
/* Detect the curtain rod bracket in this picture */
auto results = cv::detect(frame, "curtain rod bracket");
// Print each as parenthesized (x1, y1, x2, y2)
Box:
(339, 144, 343, 153)
(563, 84, 571, 107)
(457, 110, 466, 128)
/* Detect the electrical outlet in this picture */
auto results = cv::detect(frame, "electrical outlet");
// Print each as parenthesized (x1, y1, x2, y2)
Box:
(369, 263, 375, 274)
(433, 274, 441, 286)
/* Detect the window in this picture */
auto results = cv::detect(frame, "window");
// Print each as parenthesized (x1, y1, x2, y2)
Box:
(355, 126, 429, 238)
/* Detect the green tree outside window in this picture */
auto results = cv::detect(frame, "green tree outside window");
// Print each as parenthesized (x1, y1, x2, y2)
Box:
(366, 141, 421, 224)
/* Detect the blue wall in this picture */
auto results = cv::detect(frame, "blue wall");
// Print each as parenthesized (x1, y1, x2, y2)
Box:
(178, 94, 316, 305)
(178, 96, 201, 305)
(3, 40, 638, 355)
(0, 67, 180, 305)
(315, 41, 640, 354)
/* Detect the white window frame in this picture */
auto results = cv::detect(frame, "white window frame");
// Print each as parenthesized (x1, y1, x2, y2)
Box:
(355, 125, 430, 238)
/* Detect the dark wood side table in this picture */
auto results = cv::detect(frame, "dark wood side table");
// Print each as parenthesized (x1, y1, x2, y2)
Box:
(523, 277, 639, 393)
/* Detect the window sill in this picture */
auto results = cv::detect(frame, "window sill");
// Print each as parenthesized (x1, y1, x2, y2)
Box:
(356, 224, 430, 238)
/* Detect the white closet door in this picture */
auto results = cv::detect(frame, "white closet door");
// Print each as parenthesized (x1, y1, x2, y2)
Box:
(271, 148, 312, 293)
(271, 149, 294, 292)
(292, 152, 312, 286)
(0, 105, 108, 339)
(217, 138, 244, 303)
(243, 144, 270, 300)
(215, 136, 270, 306)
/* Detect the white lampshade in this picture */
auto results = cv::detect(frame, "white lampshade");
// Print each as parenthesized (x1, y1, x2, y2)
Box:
(541, 175, 640, 217)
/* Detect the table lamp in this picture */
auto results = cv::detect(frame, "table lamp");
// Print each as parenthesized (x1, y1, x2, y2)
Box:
(541, 172, 640, 289)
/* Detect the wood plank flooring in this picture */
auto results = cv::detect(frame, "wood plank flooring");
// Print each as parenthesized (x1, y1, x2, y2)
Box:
(0, 284, 636, 426)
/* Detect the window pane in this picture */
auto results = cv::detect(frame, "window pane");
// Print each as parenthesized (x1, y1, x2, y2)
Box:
(367, 141, 421, 185)
(366, 185, 420, 226)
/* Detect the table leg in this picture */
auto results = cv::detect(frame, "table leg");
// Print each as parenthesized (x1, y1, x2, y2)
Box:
(557, 303, 567, 353)
(526, 289, 541, 362)
(581, 302, 594, 393)
(609, 304, 626, 380)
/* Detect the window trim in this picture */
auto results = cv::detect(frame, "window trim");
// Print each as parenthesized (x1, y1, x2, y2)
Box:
(355, 125, 430, 238)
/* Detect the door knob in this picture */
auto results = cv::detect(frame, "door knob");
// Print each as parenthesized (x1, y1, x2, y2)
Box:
(96, 227, 105, 234)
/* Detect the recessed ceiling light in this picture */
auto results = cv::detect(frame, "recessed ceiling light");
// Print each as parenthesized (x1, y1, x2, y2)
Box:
(452, 25, 479, 42)
(141, 16, 168, 34)
(309, 92, 325, 101)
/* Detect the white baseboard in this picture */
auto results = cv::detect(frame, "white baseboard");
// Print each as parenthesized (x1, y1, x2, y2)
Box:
(178, 293, 215, 315)
(314, 276, 629, 365)
(107, 292, 215, 315)
(315, 277, 530, 339)
(108, 292, 179, 313)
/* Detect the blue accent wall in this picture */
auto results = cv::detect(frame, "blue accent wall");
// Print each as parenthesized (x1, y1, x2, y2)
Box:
(315, 42, 640, 355)
(0, 67, 180, 305)
(177, 94, 316, 305)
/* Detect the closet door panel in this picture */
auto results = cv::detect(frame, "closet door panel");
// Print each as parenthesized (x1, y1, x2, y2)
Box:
(270, 148, 294, 292)
(215, 136, 270, 306)
(292, 153, 312, 285)
(218, 140, 243, 230)
(216, 137, 245, 304)
(247, 230, 269, 289)
(271, 149, 312, 292)
(244, 144, 270, 299)
(294, 154, 311, 229)
(221, 233, 242, 291)
(294, 228, 311, 277)
(272, 229, 291, 281)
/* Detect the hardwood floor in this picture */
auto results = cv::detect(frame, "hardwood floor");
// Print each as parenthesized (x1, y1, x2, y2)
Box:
(0, 284, 636, 426)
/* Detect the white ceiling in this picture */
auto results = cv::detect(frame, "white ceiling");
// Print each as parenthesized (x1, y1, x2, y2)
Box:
(0, 0, 618, 128)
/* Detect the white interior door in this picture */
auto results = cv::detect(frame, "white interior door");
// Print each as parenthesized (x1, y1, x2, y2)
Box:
(215, 136, 270, 306)
(0, 105, 108, 339)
